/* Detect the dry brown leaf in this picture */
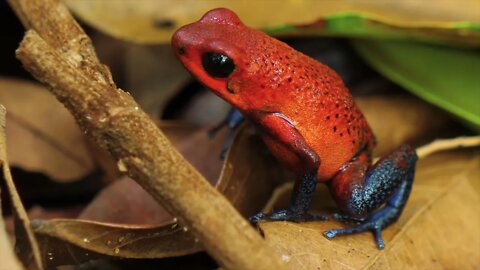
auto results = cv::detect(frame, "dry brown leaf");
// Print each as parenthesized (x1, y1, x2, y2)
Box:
(258, 150, 480, 269)
(31, 219, 201, 268)
(4, 206, 83, 235)
(216, 125, 291, 217)
(29, 124, 287, 267)
(357, 95, 456, 156)
(0, 77, 95, 181)
(123, 45, 191, 117)
(0, 105, 43, 269)
(174, 126, 225, 183)
(159, 121, 200, 146)
(65, 0, 480, 44)
(89, 34, 193, 118)
(79, 177, 172, 224)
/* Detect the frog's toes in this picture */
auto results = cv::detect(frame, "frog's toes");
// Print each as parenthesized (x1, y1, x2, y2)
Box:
(323, 220, 386, 249)
(249, 212, 267, 223)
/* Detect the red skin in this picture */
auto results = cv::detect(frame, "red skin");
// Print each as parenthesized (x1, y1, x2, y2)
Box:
(172, 8, 375, 182)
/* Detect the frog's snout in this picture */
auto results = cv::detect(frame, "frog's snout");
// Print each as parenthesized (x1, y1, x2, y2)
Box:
(173, 28, 198, 62)
(171, 29, 185, 55)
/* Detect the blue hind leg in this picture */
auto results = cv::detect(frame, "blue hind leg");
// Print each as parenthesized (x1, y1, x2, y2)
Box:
(324, 144, 417, 249)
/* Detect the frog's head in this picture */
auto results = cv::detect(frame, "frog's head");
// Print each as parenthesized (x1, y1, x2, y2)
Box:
(172, 8, 262, 110)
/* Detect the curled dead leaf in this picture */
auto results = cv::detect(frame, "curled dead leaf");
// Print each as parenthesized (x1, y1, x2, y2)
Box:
(31, 219, 201, 268)
(258, 150, 480, 269)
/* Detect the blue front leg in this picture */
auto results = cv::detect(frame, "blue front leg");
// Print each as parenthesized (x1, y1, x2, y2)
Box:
(208, 108, 244, 159)
(325, 144, 417, 249)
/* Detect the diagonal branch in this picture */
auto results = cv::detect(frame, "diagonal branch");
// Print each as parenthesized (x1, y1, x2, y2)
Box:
(8, 0, 287, 269)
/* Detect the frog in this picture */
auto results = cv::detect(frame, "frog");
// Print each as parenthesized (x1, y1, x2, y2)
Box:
(171, 8, 417, 249)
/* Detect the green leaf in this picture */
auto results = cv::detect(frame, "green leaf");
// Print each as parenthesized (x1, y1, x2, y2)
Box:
(353, 39, 480, 131)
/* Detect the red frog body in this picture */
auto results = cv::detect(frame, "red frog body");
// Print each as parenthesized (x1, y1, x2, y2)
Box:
(172, 8, 417, 249)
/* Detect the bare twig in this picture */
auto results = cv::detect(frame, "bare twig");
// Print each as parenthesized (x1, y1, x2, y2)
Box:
(0, 105, 36, 270)
(8, 0, 287, 269)
(416, 136, 480, 159)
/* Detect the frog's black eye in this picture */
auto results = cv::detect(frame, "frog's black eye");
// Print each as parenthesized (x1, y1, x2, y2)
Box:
(202, 52, 235, 78)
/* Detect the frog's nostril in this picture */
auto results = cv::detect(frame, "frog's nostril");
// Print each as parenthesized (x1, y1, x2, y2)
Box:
(178, 46, 186, 55)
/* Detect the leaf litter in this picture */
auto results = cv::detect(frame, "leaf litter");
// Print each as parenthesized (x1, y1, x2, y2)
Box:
(258, 147, 480, 270)
(26, 124, 288, 267)
(0, 81, 478, 268)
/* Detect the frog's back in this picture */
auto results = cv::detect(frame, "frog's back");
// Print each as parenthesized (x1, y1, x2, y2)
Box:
(236, 34, 376, 180)
(284, 51, 375, 180)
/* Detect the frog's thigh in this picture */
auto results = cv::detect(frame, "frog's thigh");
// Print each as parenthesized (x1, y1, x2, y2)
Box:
(329, 145, 417, 218)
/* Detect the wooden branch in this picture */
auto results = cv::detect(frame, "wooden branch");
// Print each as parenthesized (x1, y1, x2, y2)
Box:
(9, 0, 287, 269)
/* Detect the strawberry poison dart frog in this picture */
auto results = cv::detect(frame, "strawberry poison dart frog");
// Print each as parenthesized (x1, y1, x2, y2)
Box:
(172, 8, 417, 249)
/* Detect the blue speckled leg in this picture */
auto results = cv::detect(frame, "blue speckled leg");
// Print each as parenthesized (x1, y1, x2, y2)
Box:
(250, 172, 327, 223)
(208, 108, 244, 159)
(249, 111, 328, 223)
(325, 144, 417, 249)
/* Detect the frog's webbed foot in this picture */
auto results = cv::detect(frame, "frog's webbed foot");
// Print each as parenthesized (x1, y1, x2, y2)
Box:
(324, 205, 402, 249)
(327, 144, 418, 249)
(250, 209, 327, 223)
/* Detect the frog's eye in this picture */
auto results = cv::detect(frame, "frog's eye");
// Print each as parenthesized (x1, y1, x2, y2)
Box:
(202, 52, 235, 78)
